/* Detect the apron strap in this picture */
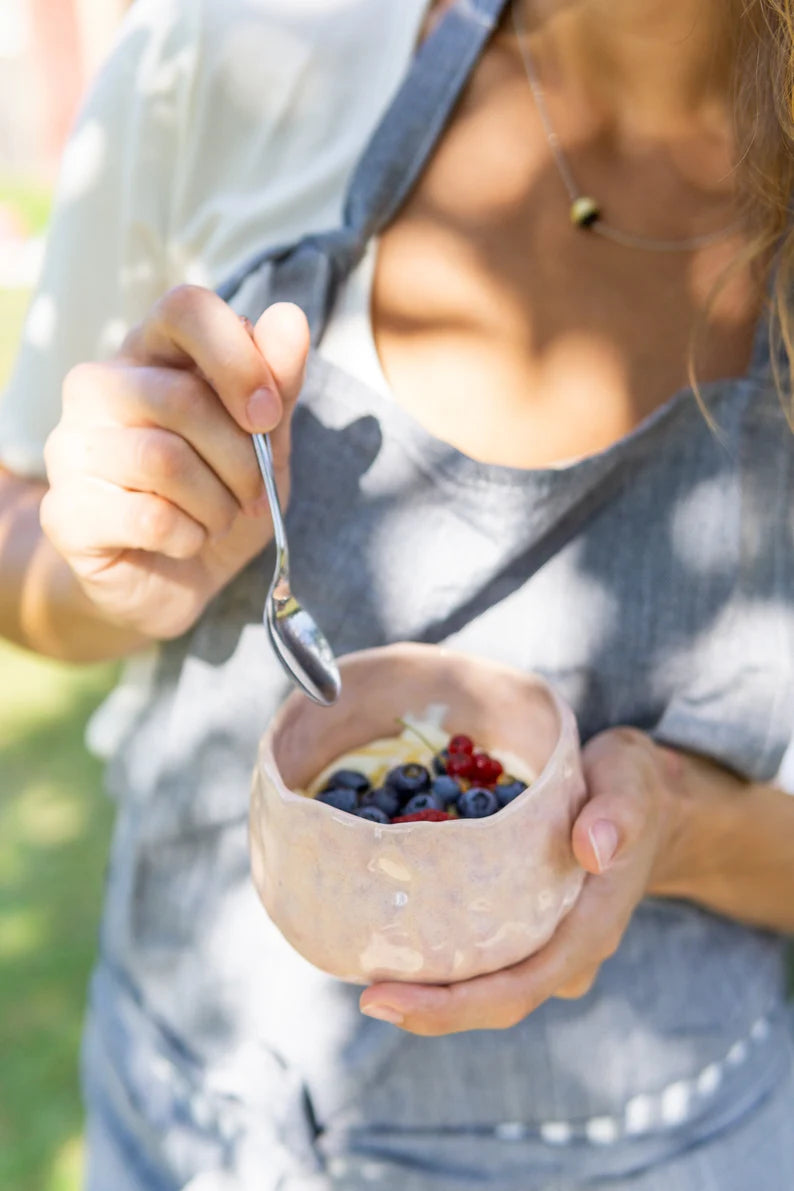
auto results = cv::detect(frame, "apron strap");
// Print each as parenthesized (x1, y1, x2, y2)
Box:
(218, 0, 510, 341)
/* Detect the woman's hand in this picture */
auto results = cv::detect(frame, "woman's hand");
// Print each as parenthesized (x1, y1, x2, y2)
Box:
(360, 727, 683, 1035)
(40, 288, 310, 640)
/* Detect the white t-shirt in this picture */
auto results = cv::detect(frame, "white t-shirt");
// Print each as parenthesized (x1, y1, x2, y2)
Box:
(0, 0, 422, 478)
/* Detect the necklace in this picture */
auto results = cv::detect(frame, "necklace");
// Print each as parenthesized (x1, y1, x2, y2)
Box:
(510, 1, 744, 253)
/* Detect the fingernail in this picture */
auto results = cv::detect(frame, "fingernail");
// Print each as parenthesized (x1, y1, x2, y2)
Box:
(588, 820, 619, 872)
(246, 386, 278, 431)
(361, 1004, 404, 1025)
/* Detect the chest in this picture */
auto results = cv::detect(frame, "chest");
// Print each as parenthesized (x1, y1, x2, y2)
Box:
(370, 34, 761, 469)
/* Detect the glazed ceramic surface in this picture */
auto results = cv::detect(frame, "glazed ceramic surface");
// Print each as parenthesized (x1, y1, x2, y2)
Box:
(250, 643, 587, 984)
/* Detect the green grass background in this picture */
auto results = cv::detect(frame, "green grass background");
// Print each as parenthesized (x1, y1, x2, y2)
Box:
(1, 283, 117, 1191)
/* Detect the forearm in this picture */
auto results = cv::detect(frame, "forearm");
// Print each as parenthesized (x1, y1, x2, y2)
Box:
(650, 748, 794, 934)
(0, 470, 149, 661)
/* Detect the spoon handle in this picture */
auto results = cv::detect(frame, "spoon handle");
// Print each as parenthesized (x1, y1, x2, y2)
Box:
(252, 433, 289, 569)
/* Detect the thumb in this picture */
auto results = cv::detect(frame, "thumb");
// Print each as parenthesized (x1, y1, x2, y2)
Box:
(571, 802, 622, 877)
(251, 303, 310, 473)
(252, 302, 311, 407)
(573, 728, 662, 877)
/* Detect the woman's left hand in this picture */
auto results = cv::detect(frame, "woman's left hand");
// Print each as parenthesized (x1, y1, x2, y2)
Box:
(360, 727, 684, 1035)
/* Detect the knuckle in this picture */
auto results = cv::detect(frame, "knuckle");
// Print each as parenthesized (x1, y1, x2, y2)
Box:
(136, 429, 187, 484)
(587, 726, 650, 769)
(135, 495, 178, 549)
(163, 368, 207, 420)
(156, 283, 206, 328)
(611, 726, 648, 749)
(62, 360, 101, 410)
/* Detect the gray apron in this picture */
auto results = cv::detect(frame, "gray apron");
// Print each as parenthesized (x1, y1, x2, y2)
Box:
(82, 1, 794, 1188)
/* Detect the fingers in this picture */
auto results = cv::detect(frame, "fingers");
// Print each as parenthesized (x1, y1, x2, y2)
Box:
(121, 287, 310, 436)
(360, 870, 635, 1036)
(60, 362, 266, 514)
(361, 898, 598, 1035)
(47, 424, 242, 539)
(40, 478, 206, 564)
(360, 966, 537, 1037)
(121, 286, 278, 433)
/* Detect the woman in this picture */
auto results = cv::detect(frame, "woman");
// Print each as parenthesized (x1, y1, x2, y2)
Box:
(0, 0, 793, 1187)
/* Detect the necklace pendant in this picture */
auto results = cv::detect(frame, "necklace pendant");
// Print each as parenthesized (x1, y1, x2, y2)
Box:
(570, 196, 601, 229)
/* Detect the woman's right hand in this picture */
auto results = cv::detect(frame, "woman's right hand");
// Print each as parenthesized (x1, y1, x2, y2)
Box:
(40, 286, 311, 640)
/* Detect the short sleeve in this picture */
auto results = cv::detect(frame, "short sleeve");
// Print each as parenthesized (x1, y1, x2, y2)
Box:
(0, 0, 199, 479)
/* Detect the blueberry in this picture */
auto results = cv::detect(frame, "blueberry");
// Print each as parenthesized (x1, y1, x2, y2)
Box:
(458, 786, 500, 818)
(355, 805, 390, 823)
(385, 763, 431, 800)
(496, 779, 527, 807)
(315, 787, 358, 813)
(402, 791, 444, 815)
(432, 775, 462, 807)
(432, 750, 450, 776)
(359, 786, 401, 819)
(321, 769, 370, 796)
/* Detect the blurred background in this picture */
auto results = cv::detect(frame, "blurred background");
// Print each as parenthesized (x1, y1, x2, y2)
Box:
(1, 4, 129, 1189)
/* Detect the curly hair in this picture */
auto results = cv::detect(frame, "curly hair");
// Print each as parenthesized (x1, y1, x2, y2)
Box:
(732, 2, 794, 412)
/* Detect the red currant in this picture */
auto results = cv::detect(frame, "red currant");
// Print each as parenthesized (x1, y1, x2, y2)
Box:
(472, 753, 503, 785)
(392, 809, 452, 823)
(447, 752, 475, 779)
(448, 734, 474, 755)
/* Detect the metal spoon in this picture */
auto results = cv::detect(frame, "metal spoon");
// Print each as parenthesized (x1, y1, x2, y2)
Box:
(252, 432, 341, 706)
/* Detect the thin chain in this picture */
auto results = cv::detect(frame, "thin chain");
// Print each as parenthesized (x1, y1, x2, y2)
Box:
(510, 1, 744, 253)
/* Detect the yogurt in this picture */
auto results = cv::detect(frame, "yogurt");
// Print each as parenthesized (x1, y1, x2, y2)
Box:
(304, 716, 535, 802)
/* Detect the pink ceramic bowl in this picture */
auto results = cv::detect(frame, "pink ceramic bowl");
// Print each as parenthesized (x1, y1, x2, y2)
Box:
(250, 643, 587, 985)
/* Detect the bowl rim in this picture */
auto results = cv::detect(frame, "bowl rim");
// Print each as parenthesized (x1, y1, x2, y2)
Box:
(255, 642, 581, 833)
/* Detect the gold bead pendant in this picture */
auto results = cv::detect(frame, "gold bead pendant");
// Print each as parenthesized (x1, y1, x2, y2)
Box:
(570, 196, 601, 229)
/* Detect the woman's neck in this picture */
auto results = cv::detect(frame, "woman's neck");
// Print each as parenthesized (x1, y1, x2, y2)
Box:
(521, 0, 733, 134)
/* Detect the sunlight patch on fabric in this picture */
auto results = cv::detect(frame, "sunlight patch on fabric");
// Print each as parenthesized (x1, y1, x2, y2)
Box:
(669, 476, 739, 576)
(24, 294, 57, 350)
(59, 121, 107, 204)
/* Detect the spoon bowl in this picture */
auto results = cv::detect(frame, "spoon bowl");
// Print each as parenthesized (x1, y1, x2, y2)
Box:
(266, 581, 341, 707)
(253, 431, 341, 706)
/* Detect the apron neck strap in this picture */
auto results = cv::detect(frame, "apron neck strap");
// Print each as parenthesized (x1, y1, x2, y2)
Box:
(217, 0, 510, 339)
(345, 0, 510, 242)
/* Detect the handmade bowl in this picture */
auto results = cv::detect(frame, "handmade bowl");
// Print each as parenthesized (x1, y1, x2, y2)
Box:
(249, 643, 587, 985)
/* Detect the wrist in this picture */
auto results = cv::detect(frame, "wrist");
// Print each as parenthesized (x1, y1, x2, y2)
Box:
(645, 745, 748, 904)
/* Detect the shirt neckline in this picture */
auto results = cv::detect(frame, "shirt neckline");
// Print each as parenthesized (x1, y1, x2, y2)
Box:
(318, 238, 769, 491)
